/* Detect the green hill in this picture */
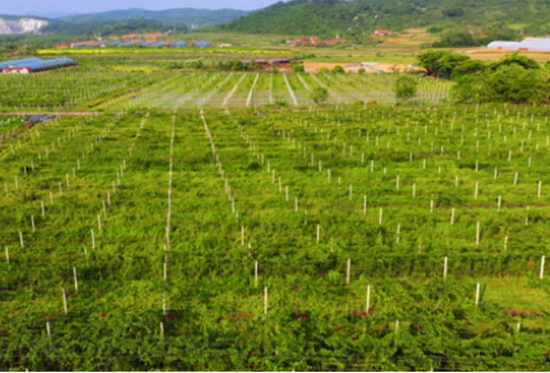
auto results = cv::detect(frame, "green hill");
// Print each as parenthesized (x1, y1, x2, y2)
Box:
(41, 19, 187, 37)
(58, 8, 249, 28)
(211, 0, 550, 38)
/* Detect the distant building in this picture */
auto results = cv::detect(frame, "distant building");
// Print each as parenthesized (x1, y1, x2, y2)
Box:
(2, 57, 77, 74)
(148, 41, 167, 47)
(373, 29, 391, 36)
(269, 58, 290, 66)
(193, 40, 211, 48)
(0, 57, 43, 72)
(321, 38, 346, 45)
(169, 41, 188, 48)
(488, 37, 550, 52)
(117, 42, 136, 47)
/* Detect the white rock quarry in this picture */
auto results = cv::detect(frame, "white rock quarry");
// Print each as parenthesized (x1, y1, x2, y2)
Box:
(0, 18, 48, 35)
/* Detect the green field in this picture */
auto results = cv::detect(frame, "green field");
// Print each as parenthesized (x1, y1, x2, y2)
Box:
(0, 54, 550, 371)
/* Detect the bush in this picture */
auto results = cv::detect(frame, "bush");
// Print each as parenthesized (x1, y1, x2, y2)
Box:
(332, 65, 345, 74)
(394, 75, 418, 102)
(292, 64, 305, 73)
(274, 96, 288, 107)
(310, 87, 329, 105)
(452, 64, 543, 104)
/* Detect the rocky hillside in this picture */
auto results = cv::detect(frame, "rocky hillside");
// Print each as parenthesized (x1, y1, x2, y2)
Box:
(0, 18, 48, 35)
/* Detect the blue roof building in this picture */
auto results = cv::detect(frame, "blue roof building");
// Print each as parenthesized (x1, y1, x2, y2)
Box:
(0, 57, 43, 71)
(117, 42, 135, 47)
(193, 40, 211, 48)
(170, 41, 188, 48)
(2, 57, 77, 74)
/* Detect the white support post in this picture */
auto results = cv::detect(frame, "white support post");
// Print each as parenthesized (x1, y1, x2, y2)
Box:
(443, 257, 448, 282)
(73, 267, 78, 291)
(241, 225, 244, 246)
(62, 288, 68, 315)
(476, 222, 481, 245)
(316, 225, 320, 244)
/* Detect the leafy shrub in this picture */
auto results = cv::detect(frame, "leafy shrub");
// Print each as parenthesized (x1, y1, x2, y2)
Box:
(292, 64, 305, 73)
(310, 87, 329, 105)
(394, 75, 418, 101)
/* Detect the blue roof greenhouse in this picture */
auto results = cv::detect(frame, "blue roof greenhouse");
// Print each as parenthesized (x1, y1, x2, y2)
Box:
(0, 57, 77, 74)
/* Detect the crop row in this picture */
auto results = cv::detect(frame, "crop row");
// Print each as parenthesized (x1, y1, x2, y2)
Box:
(0, 107, 549, 370)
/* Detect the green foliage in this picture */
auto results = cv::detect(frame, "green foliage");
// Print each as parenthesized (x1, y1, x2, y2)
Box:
(2, 94, 550, 370)
(292, 64, 305, 73)
(418, 50, 493, 79)
(309, 87, 330, 105)
(394, 75, 418, 101)
(42, 19, 186, 37)
(274, 96, 289, 107)
(446, 51, 544, 104)
(57, 8, 248, 28)
(331, 65, 345, 74)
(452, 64, 543, 104)
(451, 59, 487, 78)
(432, 24, 519, 48)
(205, 0, 550, 41)
(490, 52, 541, 71)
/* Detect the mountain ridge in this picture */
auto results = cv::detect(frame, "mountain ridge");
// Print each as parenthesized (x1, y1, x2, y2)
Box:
(0, 8, 249, 35)
(211, 0, 550, 37)
(58, 8, 249, 28)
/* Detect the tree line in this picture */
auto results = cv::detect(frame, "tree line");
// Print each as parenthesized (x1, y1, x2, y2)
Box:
(417, 50, 550, 104)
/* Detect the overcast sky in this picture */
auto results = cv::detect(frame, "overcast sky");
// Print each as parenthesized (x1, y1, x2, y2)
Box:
(3, 0, 281, 15)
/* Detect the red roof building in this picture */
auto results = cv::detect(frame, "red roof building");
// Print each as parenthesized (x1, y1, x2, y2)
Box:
(373, 29, 391, 36)
(322, 38, 346, 45)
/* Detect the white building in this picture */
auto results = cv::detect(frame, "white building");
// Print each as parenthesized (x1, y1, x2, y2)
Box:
(488, 38, 550, 52)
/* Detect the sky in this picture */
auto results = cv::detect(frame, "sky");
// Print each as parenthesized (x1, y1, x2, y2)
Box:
(3, 0, 281, 15)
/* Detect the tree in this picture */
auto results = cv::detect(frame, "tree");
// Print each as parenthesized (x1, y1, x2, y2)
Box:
(394, 75, 417, 102)
(310, 87, 329, 105)
(417, 50, 474, 79)
(451, 59, 487, 79)
(490, 52, 540, 71)
(452, 64, 542, 104)
(417, 50, 449, 77)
